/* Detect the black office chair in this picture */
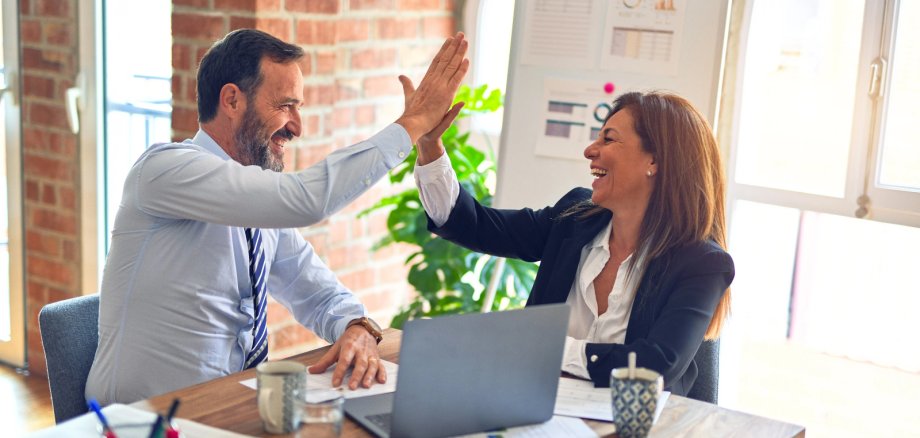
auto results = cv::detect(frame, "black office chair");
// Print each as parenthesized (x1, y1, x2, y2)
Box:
(686, 339, 720, 404)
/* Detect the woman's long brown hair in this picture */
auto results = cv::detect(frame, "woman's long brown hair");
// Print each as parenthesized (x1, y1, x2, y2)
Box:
(568, 91, 730, 339)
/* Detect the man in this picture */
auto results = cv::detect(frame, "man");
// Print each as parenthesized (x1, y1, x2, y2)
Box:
(85, 28, 468, 404)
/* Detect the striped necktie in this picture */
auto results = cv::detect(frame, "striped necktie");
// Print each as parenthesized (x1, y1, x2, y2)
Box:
(244, 228, 268, 369)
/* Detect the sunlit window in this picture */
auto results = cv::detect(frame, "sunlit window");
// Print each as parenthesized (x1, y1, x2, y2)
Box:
(876, 1, 920, 191)
(470, 0, 515, 136)
(0, 65, 8, 341)
(103, 1, 172, 252)
(724, 1, 920, 435)
(734, 0, 865, 198)
(0, 11, 10, 342)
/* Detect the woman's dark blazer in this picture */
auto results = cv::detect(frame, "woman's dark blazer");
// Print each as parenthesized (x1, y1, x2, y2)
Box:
(428, 186, 735, 396)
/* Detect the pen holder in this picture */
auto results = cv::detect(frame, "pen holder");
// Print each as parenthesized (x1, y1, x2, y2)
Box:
(610, 367, 663, 438)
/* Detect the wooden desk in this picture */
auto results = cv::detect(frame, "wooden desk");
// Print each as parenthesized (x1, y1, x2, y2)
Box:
(132, 328, 804, 437)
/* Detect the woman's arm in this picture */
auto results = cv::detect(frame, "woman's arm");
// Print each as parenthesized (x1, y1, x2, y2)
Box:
(428, 187, 590, 262)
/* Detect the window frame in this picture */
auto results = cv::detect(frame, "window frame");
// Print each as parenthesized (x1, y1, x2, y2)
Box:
(0, 0, 25, 367)
(462, 0, 516, 162)
(77, 0, 105, 295)
(864, 0, 920, 227)
(725, 0, 919, 229)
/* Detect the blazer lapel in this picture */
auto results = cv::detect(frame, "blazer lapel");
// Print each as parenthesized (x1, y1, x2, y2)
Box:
(624, 252, 672, 342)
(542, 212, 612, 303)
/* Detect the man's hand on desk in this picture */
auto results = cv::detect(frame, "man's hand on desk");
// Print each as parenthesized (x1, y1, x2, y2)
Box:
(308, 325, 387, 390)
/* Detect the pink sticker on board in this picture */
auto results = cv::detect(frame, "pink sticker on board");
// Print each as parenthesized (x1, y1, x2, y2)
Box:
(604, 82, 615, 94)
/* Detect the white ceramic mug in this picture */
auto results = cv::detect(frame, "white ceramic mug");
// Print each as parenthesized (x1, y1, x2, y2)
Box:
(256, 361, 306, 434)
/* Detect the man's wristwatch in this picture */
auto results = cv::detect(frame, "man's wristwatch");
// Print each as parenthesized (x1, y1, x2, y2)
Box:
(346, 317, 383, 344)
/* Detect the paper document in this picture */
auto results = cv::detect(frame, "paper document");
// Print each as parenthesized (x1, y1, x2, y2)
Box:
(240, 359, 399, 399)
(536, 78, 613, 161)
(520, 0, 598, 68)
(27, 403, 252, 438)
(599, 0, 687, 74)
(555, 377, 669, 423)
(454, 415, 597, 438)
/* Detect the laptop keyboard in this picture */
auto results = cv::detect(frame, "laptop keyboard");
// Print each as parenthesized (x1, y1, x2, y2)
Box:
(366, 412, 393, 432)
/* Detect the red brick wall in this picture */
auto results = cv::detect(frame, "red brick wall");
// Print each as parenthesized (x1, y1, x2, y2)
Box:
(171, 0, 455, 358)
(20, 0, 81, 376)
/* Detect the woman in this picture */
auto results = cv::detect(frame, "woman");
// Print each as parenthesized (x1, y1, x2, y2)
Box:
(413, 91, 734, 396)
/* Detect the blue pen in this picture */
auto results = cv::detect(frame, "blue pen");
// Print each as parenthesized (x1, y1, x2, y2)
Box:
(88, 399, 118, 438)
(165, 398, 181, 424)
(148, 415, 164, 438)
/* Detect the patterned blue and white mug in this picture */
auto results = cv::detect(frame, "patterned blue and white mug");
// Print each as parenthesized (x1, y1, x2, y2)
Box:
(257, 361, 306, 434)
(610, 366, 663, 438)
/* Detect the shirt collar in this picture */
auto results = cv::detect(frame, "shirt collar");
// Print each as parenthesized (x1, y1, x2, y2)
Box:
(586, 220, 637, 265)
(588, 220, 613, 251)
(191, 129, 233, 161)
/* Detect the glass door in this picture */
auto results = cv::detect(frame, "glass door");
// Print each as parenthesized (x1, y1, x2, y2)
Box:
(0, 0, 24, 367)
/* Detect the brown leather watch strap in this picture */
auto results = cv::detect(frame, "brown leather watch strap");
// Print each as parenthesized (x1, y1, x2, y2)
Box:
(346, 317, 383, 344)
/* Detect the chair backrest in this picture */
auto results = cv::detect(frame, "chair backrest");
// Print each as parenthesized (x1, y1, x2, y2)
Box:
(38, 294, 100, 423)
(686, 339, 720, 404)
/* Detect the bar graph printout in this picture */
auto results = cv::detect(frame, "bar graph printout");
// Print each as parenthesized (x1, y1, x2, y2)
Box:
(600, 0, 687, 75)
(536, 78, 613, 161)
(520, 0, 598, 69)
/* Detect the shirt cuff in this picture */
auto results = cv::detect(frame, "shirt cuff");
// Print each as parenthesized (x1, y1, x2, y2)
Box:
(370, 123, 413, 168)
(414, 152, 453, 182)
(562, 336, 590, 379)
(332, 313, 367, 342)
(415, 153, 459, 228)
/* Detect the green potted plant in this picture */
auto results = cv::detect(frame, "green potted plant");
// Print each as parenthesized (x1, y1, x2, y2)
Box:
(360, 85, 539, 328)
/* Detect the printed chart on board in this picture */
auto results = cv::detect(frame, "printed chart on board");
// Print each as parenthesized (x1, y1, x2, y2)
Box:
(601, 0, 688, 75)
(536, 78, 614, 161)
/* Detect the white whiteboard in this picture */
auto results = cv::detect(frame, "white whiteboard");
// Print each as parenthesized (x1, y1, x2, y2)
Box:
(495, 0, 730, 209)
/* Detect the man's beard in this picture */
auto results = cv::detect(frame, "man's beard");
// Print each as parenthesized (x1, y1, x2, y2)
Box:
(234, 106, 293, 172)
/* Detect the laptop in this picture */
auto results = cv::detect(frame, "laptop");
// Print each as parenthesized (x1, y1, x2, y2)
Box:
(345, 303, 570, 438)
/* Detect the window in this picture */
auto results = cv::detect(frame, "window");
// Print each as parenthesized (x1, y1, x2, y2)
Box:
(465, 0, 515, 138)
(728, 0, 919, 225)
(732, 1, 864, 198)
(722, 0, 920, 434)
(102, 1, 172, 250)
(0, 0, 24, 366)
(865, 0, 920, 222)
(77, 0, 172, 292)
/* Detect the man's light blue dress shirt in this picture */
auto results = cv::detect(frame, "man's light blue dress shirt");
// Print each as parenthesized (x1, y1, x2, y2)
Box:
(85, 124, 411, 404)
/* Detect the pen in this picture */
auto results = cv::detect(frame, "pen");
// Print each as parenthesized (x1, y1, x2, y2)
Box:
(165, 398, 181, 437)
(165, 398, 181, 424)
(87, 399, 118, 438)
(148, 415, 163, 438)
